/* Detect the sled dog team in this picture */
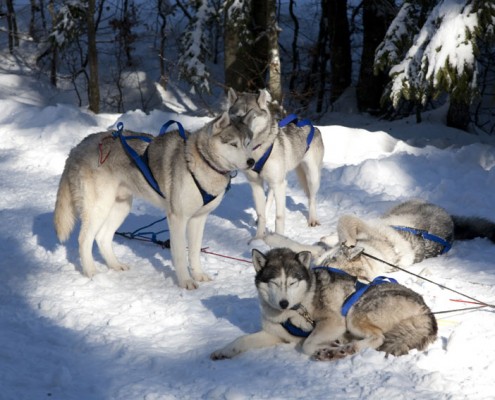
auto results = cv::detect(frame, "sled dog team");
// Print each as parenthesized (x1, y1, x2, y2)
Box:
(54, 88, 495, 361)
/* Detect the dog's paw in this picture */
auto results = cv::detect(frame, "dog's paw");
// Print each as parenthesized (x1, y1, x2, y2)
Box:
(312, 344, 356, 361)
(192, 272, 212, 283)
(179, 278, 199, 290)
(109, 263, 130, 272)
(308, 219, 320, 227)
(210, 350, 232, 361)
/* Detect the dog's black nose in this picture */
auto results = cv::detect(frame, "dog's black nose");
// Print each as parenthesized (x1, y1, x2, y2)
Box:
(279, 299, 289, 309)
(247, 158, 255, 168)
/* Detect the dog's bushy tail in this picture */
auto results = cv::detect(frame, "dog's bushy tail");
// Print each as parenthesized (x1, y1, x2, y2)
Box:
(452, 215, 495, 243)
(53, 168, 76, 242)
(378, 310, 438, 356)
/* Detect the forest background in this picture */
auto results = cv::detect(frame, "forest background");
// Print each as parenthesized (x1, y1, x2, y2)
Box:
(1, 0, 494, 132)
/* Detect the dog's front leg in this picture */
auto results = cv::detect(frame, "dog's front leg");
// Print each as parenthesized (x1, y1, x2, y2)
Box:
(271, 180, 287, 235)
(187, 213, 212, 283)
(249, 177, 268, 239)
(210, 331, 285, 360)
(301, 316, 346, 360)
(167, 213, 197, 289)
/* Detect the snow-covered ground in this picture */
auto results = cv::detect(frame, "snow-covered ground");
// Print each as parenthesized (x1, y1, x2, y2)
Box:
(1, 71, 495, 400)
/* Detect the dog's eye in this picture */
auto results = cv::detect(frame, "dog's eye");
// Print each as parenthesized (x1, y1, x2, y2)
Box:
(230, 142, 238, 148)
(269, 280, 280, 288)
(288, 280, 300, 287)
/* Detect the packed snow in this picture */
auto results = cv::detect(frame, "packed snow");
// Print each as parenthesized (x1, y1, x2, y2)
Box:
(1, 72, 495, 400)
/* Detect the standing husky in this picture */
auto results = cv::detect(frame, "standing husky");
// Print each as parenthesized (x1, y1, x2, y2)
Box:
(211, 248, 437, 361)
(54, 113, 254, 289)
(227, 88, 325, 238)
(265, 199, 495, 281)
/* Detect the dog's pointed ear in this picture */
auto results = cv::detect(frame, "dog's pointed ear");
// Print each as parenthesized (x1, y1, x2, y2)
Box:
(211, 112, 230, 134)
(252, 249, 267, 272)
(227, 87, 237, 106)
(257, 89, 272, 110)
(296, 251, 312, 269)
(342, 245, 364, 261)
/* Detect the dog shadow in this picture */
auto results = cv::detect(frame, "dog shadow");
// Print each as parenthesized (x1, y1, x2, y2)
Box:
(216, 179, 308, 237)
(33, 211, 176, 280)
(202, 294, 261, 333)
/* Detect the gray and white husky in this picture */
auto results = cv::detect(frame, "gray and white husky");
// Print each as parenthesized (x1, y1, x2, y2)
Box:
(265, 199, 495, 281)
(211, 247, 437, 361)
(227, 88, 325, 238)
(54, 113, 254, 289)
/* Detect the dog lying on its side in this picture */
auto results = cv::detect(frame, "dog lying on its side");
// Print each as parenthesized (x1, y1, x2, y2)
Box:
(265, 199, 495, 281)
(54, 113, 254, 289)
(210, 248, 437, 361)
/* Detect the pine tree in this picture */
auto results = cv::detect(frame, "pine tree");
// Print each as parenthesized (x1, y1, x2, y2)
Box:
(375, 0, 495, 129)
(178, 0, 215, 93)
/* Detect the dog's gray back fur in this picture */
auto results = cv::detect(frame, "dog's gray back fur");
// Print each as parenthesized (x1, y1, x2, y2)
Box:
(381, 200, 454, 262)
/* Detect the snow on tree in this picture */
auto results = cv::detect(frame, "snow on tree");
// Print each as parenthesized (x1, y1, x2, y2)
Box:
(49, 0, 87, 48)
(375, 0, 495, 111)
(178, 0, 215, 93)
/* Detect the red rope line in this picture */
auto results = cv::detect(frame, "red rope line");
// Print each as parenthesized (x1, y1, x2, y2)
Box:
(201, 247, 252, 264)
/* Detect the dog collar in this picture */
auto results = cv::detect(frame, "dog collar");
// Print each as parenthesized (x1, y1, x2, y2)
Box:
(281, 304, 315, 338)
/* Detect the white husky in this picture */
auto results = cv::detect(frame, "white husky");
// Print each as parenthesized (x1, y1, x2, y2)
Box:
(54, 113, 254, 289)
(228, 89, 325, 238)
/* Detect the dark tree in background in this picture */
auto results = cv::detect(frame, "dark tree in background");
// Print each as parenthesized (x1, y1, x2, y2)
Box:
(356, 0, 396, 113)
(224, 0, 281, 101)
(327, 0, 352, 105)
(86, 0, 100, 113)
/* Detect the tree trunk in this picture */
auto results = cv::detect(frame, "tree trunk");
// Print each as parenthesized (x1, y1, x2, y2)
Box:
(224, 0, 274, 94)
(6, 0, 19, 54)
(266, 0, 282, 103)
(447, 99, 470, 132)
(356, 0, 396, 113)
(224, 1, 253, 91)
(87, 0, 100, 113)
(328, 0, 351, 104)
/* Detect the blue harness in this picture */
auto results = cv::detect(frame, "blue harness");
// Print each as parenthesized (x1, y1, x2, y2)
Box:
(113, 121, 229, 206)
(391, 225, 452, 254)
(281, 267, 398, 338)
(252, 114, 315, 174)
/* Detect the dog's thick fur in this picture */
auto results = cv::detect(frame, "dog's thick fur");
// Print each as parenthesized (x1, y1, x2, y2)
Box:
(210, 248, 437, 361)
(227, 88, 325, 238)
(265, 199, 495, 281)
(54, 113, 254, 289)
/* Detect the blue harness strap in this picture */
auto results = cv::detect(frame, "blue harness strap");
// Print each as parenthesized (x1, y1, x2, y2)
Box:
(340, 275, 398, 317)
(278, 113, 315, 151)
(391, 225, 452, 254)
(113, 122, 165, 198)
(252, 114, 315, 174)
(252, 144, 273, 174)
(281, 320, 312, 338)
(159, 120, 188, 140)
(115, 121, 229, 206)
(281, 267, 399, 336)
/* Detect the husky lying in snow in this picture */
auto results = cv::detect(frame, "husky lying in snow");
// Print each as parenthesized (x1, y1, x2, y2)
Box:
(265, 200, 495, 281)
(54, 113, 254, 289)
(211, 248, 437, 361)
(227, 88, 325, 238)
